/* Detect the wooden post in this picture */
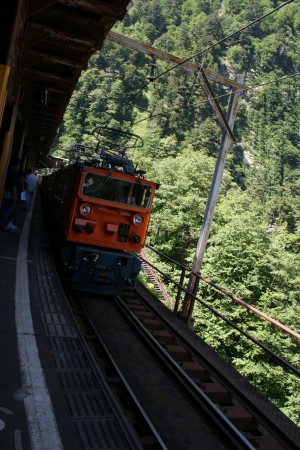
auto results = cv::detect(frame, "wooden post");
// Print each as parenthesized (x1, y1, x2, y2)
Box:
(0, 96, 19, 204)
(0, 65, 10, 126)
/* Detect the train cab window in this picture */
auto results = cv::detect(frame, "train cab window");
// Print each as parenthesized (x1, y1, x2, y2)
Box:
(82, 172, 152, 208)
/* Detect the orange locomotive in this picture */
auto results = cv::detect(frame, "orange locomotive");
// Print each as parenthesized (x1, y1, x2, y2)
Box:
(42, 139, 158, 295)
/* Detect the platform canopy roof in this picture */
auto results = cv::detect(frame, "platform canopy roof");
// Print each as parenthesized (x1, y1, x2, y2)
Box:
(7, 0, 130, 159)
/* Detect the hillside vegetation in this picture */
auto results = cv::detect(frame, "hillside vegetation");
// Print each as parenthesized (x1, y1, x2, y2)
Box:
(52, 0, 300, 423)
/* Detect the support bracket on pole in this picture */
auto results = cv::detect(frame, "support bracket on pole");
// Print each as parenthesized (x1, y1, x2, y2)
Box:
(197, 68, 235, 142)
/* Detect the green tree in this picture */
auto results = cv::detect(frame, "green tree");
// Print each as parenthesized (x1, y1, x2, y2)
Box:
(51, 0, 300, 424)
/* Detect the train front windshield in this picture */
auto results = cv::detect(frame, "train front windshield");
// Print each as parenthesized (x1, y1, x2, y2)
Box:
(82, 172, 153, 208)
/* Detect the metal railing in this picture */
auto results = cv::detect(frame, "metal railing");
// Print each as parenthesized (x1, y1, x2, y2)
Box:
(136, 243, 300, 377)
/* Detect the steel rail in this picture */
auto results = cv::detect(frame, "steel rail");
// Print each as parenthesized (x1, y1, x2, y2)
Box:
(65, 292, 145, 450)
(116, 295, 256, 450)
(127, 286, 300, 449)
(75, 293, 168, 450)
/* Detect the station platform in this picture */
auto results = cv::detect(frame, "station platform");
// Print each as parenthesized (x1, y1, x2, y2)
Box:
(0, 192, 139, 450)
(0, 192, 79, 450)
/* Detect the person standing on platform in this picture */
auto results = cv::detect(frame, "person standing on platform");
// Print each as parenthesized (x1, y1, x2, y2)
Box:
(0, 156, 21, 232)
(19, 171, 27, 205)
(25, 167, 38, 211)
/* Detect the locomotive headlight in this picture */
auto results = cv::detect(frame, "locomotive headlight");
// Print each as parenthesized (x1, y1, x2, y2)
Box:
(80, 204, 92, 215)
(132, 215, 143, 225)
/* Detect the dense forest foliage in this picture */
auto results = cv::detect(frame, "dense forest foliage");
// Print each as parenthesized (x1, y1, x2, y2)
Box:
(52, 0, 300, 424)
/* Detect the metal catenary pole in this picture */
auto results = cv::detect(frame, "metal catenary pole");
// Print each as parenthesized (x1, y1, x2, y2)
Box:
(181, 74, 245, 326)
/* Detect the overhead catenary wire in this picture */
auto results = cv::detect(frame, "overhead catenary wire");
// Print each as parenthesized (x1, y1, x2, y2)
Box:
(103, 0, 294, 124)
(154, 0, 295, 81)
(103, 81, 152, 126)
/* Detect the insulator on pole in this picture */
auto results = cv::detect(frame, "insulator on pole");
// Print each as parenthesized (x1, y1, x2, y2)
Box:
(148, 56, 157, 82)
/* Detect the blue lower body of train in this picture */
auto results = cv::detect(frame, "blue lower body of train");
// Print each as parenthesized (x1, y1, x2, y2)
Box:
(61, 244, 141, 295)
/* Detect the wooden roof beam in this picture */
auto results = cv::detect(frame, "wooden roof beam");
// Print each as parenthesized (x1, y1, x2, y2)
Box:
(26, 49, 83, 69)
(57, 0, 128, 19)
(27, 22, 97, 47)
(24, 67, 75, 83)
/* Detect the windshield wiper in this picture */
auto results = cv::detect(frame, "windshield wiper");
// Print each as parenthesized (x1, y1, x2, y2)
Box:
(98, 173, 112, 191)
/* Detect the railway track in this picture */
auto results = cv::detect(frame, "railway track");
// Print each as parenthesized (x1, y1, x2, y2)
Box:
(69, 284, 300, 450)
(36, 179, 299, 449)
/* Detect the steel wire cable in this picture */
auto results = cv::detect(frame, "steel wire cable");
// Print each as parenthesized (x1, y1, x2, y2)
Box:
(154, 0, 295, 81)
(104, 0, 295, 123)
